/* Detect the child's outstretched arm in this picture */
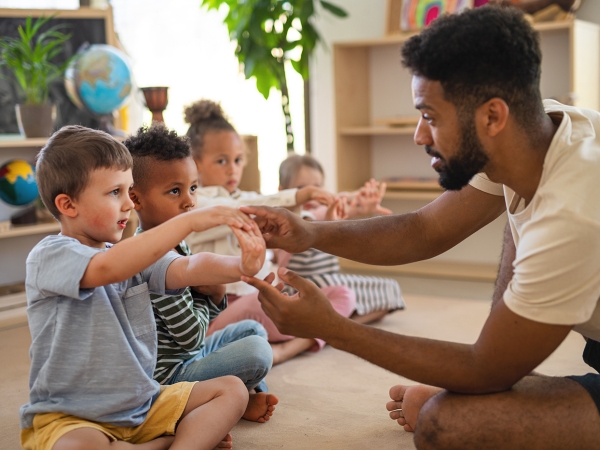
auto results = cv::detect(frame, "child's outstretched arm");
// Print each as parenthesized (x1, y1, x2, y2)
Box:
(295, 186, 337, 207)
(166, 222, 266, 289)
(81, 206, 254, 288)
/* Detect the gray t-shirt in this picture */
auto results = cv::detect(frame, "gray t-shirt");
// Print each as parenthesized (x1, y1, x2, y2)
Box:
(19, 235, 182, 429)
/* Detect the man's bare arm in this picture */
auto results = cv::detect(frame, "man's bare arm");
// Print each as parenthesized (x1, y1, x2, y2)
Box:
(244, 185, 505, 266)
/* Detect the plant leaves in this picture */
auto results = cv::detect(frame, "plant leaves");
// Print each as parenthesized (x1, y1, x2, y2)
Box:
(319, 0, 348, 17)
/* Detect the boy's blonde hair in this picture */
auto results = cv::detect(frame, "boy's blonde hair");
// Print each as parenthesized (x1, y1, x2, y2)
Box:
(279, 153, 324, 189)
(36, 125, 132, 218)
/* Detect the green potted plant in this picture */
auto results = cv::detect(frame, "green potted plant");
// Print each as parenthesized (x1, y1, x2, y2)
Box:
(202, 0, 347, 152)
(0, 15, 73, 138)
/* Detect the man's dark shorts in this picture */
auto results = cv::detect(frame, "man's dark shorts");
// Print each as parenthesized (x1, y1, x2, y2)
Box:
(568, 338, 600, 413)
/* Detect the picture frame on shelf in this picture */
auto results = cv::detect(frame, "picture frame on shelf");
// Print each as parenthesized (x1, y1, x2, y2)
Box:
(385, 0, 473, 35)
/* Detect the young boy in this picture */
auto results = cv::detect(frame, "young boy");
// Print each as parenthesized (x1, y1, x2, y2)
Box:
(124, 124, 277, 422)
(20, 125, 266, 450)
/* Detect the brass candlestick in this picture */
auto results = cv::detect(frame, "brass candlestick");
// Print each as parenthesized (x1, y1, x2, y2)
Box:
(141, 86, 169, 123)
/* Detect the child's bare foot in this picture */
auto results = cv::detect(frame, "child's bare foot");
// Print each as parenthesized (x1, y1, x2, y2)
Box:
(214, 433, 233, 449)
(243, 392, 279, 423)
(386, 384, 442, 432)
(271, 338, 315, 365)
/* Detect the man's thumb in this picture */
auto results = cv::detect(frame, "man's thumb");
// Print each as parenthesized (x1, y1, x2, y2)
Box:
(277, 267, 308, 291)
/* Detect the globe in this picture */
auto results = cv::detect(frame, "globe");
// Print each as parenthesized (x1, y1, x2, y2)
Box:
(0, 160, 39, 206)
(65, 44, 133, 116)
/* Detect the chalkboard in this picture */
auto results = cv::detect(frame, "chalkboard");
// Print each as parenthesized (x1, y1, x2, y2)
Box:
(0, 8, 116, 134)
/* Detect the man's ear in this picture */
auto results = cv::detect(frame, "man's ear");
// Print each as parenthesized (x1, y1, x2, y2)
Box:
(477, 98, 509, 138)
(55, 194, 77, 218)
(129, 189, 143, 211)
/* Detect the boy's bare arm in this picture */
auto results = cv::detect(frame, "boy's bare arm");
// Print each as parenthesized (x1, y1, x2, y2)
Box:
(81, 206, 255, 288)
(166, 223, 266, 289)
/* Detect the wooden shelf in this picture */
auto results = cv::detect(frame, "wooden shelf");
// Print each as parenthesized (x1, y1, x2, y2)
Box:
(336, 19, 574, 48)
(339, 258, 499, 282)
(339, 126, 415, 136)
(0, 135, 48, 149)
(0, 222, 60, 239)
(384, 190, 442, 201)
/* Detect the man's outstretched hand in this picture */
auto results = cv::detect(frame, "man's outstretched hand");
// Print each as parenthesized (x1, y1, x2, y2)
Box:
(242, 267, 343, 340)
(240, 206, 314, 253)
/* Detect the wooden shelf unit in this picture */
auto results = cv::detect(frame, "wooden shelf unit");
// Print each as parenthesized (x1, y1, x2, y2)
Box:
(0, 222, 60, 240)
(0, 136, 48, 148)
(339, 258, 499, 283)
(333, 18, 599, 281)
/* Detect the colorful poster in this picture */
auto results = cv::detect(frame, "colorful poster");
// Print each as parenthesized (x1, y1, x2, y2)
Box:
(401, 0, 472, 31)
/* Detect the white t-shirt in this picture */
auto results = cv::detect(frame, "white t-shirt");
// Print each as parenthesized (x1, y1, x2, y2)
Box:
(470, 100, 600, 341)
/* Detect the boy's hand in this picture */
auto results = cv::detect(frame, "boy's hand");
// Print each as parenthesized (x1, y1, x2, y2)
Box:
(191, 284, 227, 305)
(189, 205, 254, 233)
(232, 222, 266, 277)
(296, 186, 336, 207)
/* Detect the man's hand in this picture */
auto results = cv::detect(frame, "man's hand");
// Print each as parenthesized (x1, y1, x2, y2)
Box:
(188, 205, 255, 233)
(191, 284, 227, 305)
(240, 206, 315, 253)
(233, 222, 266, 277)
(242, 267, 343, 339)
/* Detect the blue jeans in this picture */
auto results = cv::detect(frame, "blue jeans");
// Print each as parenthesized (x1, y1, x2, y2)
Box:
(169, 319, 272, 392)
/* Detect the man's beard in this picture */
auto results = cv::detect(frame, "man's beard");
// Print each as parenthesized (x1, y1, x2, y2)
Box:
(429, 119, 489, 191)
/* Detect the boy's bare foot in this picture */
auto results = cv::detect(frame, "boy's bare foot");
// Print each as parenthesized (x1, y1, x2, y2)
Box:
(213, 433, 233, 449)
(386, 384, 442, 432)
(243, 392, 279, 423)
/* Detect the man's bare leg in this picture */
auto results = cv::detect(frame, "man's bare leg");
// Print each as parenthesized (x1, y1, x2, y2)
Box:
(244, 392, 279, 422)
(271, 338, 316, 365)
(387, 376, 600, 450)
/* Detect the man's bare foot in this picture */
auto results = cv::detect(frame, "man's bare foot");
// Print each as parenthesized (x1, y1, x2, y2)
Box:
(386, 385, 442, 432)
(214, 433, 233, 449)
(243, 392, 279, 423)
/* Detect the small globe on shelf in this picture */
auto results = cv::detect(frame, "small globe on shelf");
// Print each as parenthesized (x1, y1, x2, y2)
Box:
(65, 44, 134, 136)
(0, 159, 39, 207)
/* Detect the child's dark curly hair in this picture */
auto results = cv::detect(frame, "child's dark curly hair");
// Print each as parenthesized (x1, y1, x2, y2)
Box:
(184, 99, 237, 159)
(123, 123, 191, 189)
(402, 6, 543, 130)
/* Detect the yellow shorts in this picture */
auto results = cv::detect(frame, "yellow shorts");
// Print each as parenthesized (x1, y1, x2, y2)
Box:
(21, 382, 196, 450)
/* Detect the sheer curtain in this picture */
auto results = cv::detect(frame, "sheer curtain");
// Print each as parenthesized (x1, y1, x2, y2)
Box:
(3, 0, 305, 194)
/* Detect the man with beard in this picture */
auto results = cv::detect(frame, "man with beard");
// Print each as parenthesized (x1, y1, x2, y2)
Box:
(241, 5, 600, 449)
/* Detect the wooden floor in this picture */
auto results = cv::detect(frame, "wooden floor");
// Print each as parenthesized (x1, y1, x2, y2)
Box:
(0, 292, 593, 450)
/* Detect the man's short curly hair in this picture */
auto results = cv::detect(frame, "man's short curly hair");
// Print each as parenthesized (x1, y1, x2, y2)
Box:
(123, 124, 192, 190)
(401, 6, 543, 128)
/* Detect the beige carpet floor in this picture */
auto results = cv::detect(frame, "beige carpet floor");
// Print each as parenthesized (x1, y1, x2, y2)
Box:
(0, 293, 592, 450)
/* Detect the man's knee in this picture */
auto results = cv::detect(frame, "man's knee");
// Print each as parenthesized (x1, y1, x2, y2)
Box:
(414, 393, 457, 450)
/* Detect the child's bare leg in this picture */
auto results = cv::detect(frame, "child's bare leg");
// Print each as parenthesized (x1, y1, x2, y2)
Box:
(351, 309, 388, 325)
(53, 427, 175, 450)
(171, 376, 248, 450)
(244, 392, 280, 423)
(271, 338, 316, 365)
